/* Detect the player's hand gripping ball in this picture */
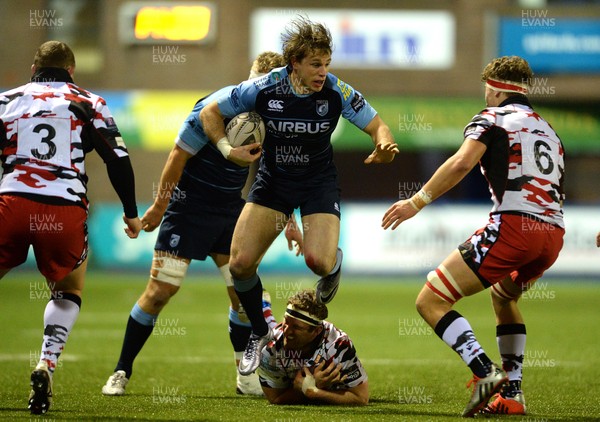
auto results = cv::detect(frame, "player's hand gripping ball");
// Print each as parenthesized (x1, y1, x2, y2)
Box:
(225, 111, 266, 147)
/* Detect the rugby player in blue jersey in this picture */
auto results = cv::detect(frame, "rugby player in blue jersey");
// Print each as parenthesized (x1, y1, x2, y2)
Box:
(201, 17, 399, 376)
(102, 52, 303, 397)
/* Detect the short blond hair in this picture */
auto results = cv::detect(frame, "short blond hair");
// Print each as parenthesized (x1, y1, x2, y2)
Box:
(33, 41, 75, 69)
(481, 56, 533, 87)
(287, 289, 328, 322)
(250, 51, 285, 78)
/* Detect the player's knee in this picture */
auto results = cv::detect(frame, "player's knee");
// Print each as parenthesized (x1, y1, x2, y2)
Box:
(141, 280, 179, 312)
(228, 260, 245, 280)
(416, 269, 461, 315)
(426, 268, 464, 304)
(415, 287, 430, 318)
(229, 254, 258, 280)
(147, 255, 187, 309)
(304, 252, 330, 276)
(490, 282, 520, 305)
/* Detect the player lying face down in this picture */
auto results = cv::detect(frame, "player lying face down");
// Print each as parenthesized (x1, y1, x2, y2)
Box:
(257, 290, 369, 406)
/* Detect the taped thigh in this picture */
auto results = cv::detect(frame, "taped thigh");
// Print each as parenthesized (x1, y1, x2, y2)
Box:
(491, 272, 532, 300)
(425, 265, 466, 305)
(150, 254, 189, 287)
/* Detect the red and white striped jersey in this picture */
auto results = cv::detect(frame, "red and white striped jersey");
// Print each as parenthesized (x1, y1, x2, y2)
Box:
(258, 321, 368, 390)
(464, 97, 565, 228)
(0, 74, 129, 209)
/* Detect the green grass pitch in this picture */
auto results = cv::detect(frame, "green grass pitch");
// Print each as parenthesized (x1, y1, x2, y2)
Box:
(0, 271, 598, 421)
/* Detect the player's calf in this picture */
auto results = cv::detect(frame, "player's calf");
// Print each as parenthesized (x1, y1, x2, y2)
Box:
(315, 248, 343, 304)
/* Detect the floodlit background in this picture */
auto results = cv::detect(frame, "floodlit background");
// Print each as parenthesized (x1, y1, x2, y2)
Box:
(1, 2, 600, 420)
(1, 0, 599, 277)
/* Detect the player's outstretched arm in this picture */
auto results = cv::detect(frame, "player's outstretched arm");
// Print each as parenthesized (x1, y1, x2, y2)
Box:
(362, 115, 399, 164)
(142, 144, 192, 232)
(382, 138, 486, 230)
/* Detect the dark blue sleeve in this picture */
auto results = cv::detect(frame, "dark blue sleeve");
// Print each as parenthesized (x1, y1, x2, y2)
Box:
(217, 80, 260, 118)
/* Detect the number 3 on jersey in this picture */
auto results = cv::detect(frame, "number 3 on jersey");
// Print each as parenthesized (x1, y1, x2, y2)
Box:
(17, 117, 71, 168)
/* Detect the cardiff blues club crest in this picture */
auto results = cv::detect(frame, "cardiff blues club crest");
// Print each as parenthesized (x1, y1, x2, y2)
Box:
(169, 234, 180, 248)
(316, 100, 328, 116)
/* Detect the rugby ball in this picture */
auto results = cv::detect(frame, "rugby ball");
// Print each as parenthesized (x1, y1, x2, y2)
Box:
(225, 111, 266, 147)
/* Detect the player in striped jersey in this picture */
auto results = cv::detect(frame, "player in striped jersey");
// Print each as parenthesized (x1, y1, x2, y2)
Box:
(258, 289, 368, 405)
(0, 41, 142, 415)
(382, 56, 565, 417)
(102, 52, 302, 398)
(200, 17, 398, 377)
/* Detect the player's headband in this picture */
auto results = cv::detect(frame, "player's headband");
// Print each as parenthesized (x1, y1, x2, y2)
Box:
(285, 304, 322, 327)
(485, 77, 528, 94)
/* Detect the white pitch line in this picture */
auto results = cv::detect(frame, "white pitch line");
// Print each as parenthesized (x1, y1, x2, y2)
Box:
(0, 354, 584, 367)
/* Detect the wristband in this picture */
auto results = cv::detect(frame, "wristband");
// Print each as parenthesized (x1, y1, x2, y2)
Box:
(216, 136, 233, 159)
(301, 372, 320, 395)
(409, 189, 433, 211)
(408, 197, 421, 211)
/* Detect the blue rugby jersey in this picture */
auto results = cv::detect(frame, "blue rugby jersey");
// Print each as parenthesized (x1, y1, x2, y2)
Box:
(175, 87, 249, 210)
(217, 66, 377, 179)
